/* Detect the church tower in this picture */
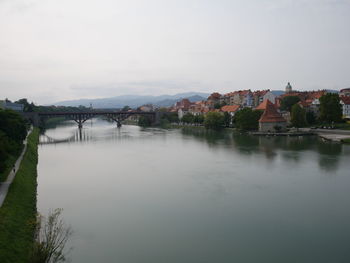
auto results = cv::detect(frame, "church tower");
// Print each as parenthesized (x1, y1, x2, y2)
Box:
(285, 82, 292, 93)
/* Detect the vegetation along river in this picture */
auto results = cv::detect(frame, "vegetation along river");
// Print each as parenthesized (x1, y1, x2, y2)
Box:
(37, 119, 350, 263)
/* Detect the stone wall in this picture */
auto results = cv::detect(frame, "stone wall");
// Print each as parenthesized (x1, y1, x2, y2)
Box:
(259, 121, 287, 132)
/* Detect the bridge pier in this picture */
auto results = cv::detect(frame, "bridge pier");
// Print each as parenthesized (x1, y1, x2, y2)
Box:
(72, 114, 91, 129)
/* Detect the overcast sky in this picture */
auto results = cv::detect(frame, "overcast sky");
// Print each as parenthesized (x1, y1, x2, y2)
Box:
(1, 0, 349, 104)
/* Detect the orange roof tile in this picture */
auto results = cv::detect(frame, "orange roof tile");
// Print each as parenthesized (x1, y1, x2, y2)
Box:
(259, 100, 286, 123)
(255, 99, 269, 110)
(221, 105, 240, 112)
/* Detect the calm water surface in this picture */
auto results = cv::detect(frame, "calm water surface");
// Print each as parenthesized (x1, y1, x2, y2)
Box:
(37, 119, 350, 263)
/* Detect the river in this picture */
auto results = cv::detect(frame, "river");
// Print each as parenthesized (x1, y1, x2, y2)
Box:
(37, 119, 350, 263)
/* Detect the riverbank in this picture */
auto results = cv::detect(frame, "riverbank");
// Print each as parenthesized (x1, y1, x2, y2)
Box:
(0, 128, 39, 263)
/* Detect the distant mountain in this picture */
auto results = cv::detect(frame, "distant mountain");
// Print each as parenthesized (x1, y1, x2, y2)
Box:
(54, 92, 210, 109)
(154, 95, 206, 107)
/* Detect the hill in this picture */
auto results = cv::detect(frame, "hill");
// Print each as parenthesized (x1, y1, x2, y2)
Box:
(54, 92, 210, 109)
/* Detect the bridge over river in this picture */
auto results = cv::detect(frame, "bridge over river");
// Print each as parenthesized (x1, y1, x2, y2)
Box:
(22, 111, 161, 128)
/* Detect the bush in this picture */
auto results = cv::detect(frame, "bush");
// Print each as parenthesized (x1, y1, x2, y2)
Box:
(181, 113, 194, 124)
(291, 104, 307, 128)
(138, 116, 152, 127)
(204, 112, 224, 130)
(234, 108, 262, 131)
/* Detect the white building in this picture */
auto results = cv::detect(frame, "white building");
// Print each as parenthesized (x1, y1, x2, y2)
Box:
(340, 97, 350, 119)
(0, 100, 24, 111)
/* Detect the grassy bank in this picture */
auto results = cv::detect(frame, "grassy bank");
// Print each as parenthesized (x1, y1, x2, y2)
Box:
(341, 138, 350, 144)
(0, 128, 39, 263)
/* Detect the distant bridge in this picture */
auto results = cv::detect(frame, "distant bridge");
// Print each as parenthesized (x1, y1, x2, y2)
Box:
(22, 111, 161, 128)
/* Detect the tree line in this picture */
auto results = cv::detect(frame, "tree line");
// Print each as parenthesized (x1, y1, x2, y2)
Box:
(0, 109, 28, 174)
(281, 93, 343, 128)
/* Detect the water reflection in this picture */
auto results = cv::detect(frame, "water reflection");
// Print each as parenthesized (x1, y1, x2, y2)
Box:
(40, 122, 348, 173)
(181, 127, 348, 172)
(37, 121, 350, 263)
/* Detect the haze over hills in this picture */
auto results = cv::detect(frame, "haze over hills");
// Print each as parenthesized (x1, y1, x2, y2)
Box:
(54, 92, 210, 109)
(53, 89, 340, 109)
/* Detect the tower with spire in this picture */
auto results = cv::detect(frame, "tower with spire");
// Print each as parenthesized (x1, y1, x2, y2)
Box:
(285, 82, 292, 93)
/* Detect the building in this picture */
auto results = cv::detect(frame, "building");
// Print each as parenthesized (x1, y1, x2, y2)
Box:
(252, 90, 276, 107)
(174, 98, 193, 110)
(255, 99, 277, 111)
(340, 96, 350, 119)
(220, 105, 240, 117)
(206, 92, 221, 109)
(222, 90, 253, 107)
(285, 82, 293, 93)
(178, 108, 189, 119)
(174, 98, 196, 119)
(340, 88, 350, 97)
(259, 100, 287, 132)
(0, 100, 24, 112)
(189, 101, 209, 116)
(277, 90, 326, 116)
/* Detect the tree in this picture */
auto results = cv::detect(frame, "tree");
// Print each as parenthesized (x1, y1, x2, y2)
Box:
(0, 109, 27, 172)
(168, 113, 179, 123)
(291, 104, 307, 128)
(138, 115, 152, 127)
(0, 109, 27, 144)
(234, 108, 262, 131)
(193, 114, 204, 125)
(122, 105, 131, 111)
(31, 209, 72, 263)
(214, 102, 227, 109)
(181, 113, 194, 124)
(204, 112, 224, 130)
(15, 98, 35, 112)
(319, 93, 342, 123)
(280, 96, 300, 112)
(306, 111, 316, 125)
(223, 112, 231, 127)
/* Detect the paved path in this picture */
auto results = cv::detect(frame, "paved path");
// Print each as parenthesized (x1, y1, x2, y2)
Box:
(0, 128, 33, 207)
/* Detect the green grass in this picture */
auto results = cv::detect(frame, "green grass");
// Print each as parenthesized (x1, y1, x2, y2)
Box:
(341, 138, 350, 144)
(0, 128, 39, 263)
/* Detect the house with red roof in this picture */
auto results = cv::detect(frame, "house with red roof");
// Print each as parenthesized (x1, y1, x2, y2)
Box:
(340, 88, 350, 97)
(255, 99, 278, 111)
(207, 92, 222, 109)
(189, 101, 210, 116)
(259, 100, 287, 132)
(340, 96, 350, 119)
(221, 105, 240, 117)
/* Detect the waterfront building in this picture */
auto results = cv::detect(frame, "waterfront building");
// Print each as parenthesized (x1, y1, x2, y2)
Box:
(255, 99, 278, 111)
(340, 88, 350, 97)
(189, 101, 209, 116)
(340, 96, 350, 119)
(259, 100, 287, 132)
